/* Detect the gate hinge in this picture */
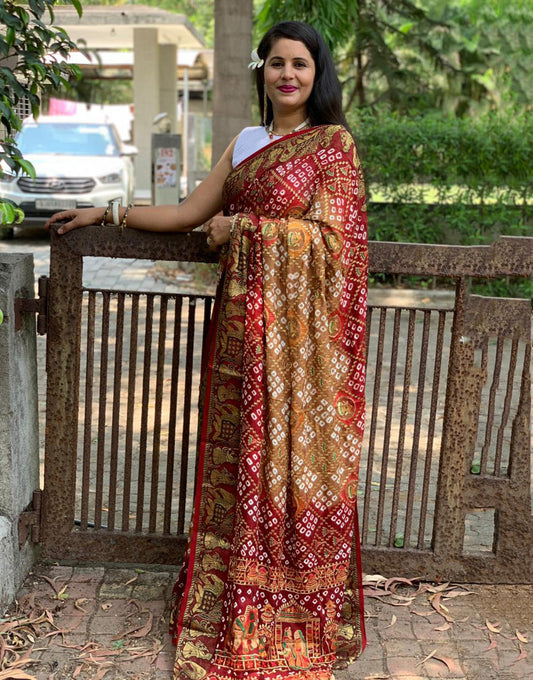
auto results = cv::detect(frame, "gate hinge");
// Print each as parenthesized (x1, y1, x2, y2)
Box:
(14, 275, 48, 334)
(18, 489, 43, 549)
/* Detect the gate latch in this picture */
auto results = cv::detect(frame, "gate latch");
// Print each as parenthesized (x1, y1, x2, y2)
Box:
(14, 275, 48, 334)
(18, 490, 43, 549)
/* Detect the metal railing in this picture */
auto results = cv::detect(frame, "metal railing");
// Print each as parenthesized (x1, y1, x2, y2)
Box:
(41, 227, 532, 582)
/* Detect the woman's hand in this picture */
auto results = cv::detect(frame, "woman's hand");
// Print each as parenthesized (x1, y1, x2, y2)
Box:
(204, 215, 234, 250)
(45, 207, 104, 234)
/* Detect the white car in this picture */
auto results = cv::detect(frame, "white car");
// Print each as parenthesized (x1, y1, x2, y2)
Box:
(0, 116, 137, 237)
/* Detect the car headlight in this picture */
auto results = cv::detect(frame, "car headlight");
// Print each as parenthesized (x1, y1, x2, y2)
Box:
(99, 171, 123, 184)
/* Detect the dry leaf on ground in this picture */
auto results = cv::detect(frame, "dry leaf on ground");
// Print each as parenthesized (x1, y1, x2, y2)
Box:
(512, 644, 527, 664)
(485, 634, 498, 651)
(432, 654, 463, 674)
(485, 619, 501, 634)
(74, 598, 89, 613)
(0, 671, 39, 680)
(434, 622, 452, 631)
(384, 615, 397, 629)
(416, 648, 437, 667)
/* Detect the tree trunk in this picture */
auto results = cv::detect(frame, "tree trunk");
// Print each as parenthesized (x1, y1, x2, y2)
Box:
(211, 0, 253, 166)
(355, 50, 366, 107)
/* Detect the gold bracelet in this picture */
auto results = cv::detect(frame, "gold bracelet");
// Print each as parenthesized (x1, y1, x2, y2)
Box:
(119, 203, 133, 235)
(230, 215, 240, 236)
(100, 202, 112, 227)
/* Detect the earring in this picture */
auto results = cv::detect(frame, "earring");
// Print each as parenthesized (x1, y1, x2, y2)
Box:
(263, 87, 268, 127)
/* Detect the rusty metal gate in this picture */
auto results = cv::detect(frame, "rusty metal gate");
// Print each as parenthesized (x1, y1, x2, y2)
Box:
(33, 228, 532, 583)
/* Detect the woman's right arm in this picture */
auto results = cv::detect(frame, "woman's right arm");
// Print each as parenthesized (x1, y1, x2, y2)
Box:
(45, 137, 237, 235)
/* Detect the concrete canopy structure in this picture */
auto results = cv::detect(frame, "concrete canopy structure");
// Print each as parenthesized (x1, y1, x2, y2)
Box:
(50, 5, 205, 50)
(50, 6, 205, 200)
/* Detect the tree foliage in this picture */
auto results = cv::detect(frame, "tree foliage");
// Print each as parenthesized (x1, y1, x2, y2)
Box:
(426, 1, 533, 114)
(256, 0, 533, 115)
(0, 0, 82, 226)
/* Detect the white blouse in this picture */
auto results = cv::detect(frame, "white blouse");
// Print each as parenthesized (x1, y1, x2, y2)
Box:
(232, 126, 280, 168)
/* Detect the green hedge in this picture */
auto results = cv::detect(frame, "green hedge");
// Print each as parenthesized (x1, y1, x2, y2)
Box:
(348, 111, 532, 246)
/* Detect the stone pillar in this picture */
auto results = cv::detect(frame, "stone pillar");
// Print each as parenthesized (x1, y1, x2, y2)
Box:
(159, 43, 178, 134)
(0, 254, 39, 613)
(133, 27, 160, 202)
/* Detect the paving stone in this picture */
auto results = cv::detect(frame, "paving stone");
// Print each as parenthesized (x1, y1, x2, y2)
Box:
(344, 656, 387, 678)
(72, 565, 106, 579)
(45, 565, 74, 581)
(119, 654, 154, 673)
(88, 615, 125, 636)
(421, 657, 465, 678)
(456, 636, 497, 658)
(145, 599, 168, 620)
(498, 646, 529, 670)
(103, 567, 142, 583)
(99, 582, 136, 599)
(450, 619, 488, 640)
(385, 638, 424, 657)
(386, 654, 425, 676)
(377, 617, 416, 640)
(55, 614, 90, 634)
(359, 636, 385, 661)
(155, 650, 176, 671)
(155, 671, 174, 679)
(460, 657, 507, 680)
(411, 618, 453, 641)
(132, 583, 170, 600)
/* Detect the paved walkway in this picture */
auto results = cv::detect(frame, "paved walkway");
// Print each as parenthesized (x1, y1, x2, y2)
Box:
(3, 562, 532, 680)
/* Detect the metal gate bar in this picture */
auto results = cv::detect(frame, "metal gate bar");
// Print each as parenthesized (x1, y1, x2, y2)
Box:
(361, 304, 453, 552)
(42, 228, 532, 580)
(76, 289, 211, 542)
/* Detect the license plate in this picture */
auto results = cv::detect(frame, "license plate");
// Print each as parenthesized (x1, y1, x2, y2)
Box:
(35, 199, 77, 210)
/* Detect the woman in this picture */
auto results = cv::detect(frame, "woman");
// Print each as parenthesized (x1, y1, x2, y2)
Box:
(47, 20, 368, 680)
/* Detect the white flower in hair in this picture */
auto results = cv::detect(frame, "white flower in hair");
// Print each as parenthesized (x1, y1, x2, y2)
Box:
(248, 49, 264, 70)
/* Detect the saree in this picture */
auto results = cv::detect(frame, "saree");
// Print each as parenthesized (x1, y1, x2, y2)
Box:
(170, 124, 368, 680)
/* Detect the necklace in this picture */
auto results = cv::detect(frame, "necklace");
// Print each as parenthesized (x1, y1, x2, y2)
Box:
(267, 118, 310, 140)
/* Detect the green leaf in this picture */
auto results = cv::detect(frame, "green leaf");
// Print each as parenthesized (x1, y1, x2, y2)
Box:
(14, 207, 25, 224)
(0, 202, 16, 226)
(400, 22, 414, 34)
(15, 158, 36, 179)
(470, 460, 481, 475)
(18, 6, 30, 26)
(394, 533, 405, 548)
(71, 0, 83, 19)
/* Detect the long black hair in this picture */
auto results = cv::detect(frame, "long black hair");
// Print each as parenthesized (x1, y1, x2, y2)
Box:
(255, 21, 349, 130)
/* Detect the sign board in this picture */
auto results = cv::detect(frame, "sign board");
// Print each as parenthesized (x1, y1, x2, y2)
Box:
(151, 133, 181, 205)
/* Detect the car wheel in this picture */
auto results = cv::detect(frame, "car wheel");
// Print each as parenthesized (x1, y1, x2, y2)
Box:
(0, 226, 14, 240)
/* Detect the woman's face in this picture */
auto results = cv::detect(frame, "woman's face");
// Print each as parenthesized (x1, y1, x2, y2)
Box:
(264, 38, 316, 118)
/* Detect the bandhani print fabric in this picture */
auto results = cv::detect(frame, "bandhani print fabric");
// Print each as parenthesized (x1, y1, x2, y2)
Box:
(169, 124, 368, 680)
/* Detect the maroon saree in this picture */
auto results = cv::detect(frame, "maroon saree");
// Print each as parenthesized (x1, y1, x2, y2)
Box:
(170, 125, 368, 680)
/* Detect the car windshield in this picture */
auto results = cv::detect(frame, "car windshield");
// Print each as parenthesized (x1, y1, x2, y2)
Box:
(17, 122, 120, 156)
